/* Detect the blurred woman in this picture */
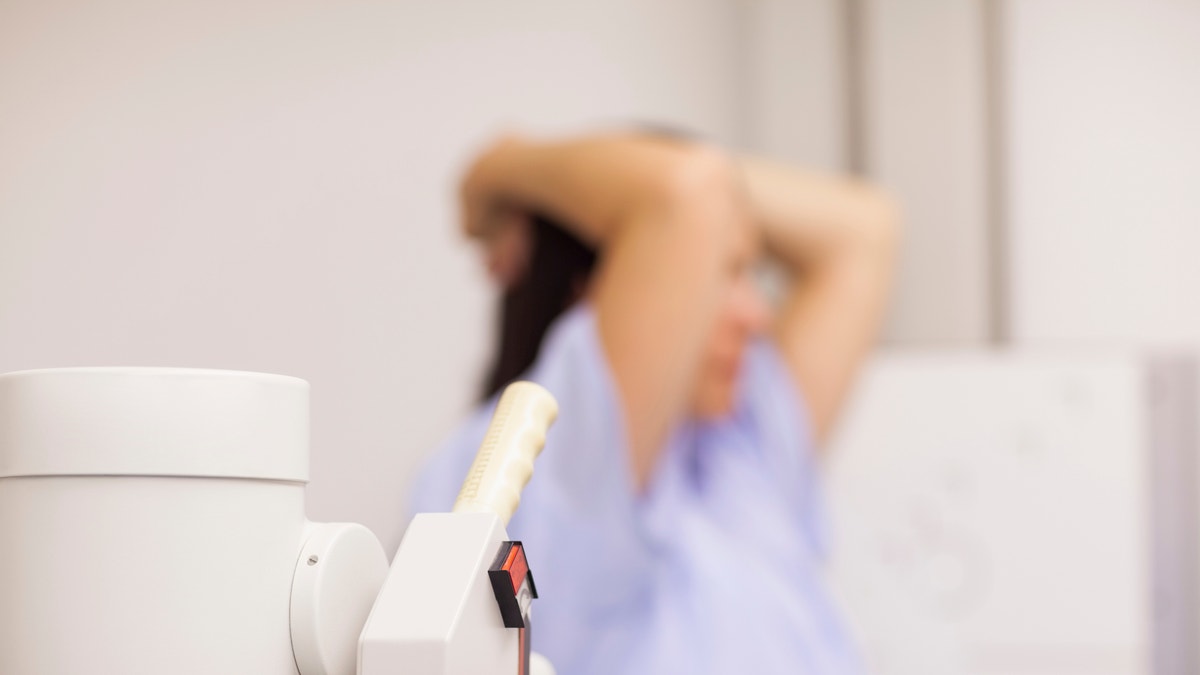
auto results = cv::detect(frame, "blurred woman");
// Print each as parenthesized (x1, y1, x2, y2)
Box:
(411, 131, 898, 674)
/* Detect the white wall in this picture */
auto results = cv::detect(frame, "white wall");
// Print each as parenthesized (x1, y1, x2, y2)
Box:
(0, 0, 742, 551)
(1005, 0, 1200, 347)
(742, 0, 847, 170)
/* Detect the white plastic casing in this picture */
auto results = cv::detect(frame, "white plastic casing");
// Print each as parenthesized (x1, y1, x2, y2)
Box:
(0, 367, 385, 675)
(0, 369, 552, 675)
(0, 367, 309, 481)
(292, 523, 390, 675)
(360, 512, 516, 673)
(360, 381, 558, 675)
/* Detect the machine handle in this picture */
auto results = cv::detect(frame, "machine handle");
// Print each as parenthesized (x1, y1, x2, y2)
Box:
(453, 382, 558, 526)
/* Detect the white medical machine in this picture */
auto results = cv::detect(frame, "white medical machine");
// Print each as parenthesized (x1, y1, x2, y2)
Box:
(0, 367, 557, 675)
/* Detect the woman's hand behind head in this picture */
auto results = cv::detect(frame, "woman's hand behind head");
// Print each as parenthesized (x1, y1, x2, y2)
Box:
(479, 207, 533, 289)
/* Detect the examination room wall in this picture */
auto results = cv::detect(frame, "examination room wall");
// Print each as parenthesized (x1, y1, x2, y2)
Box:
(1004, 0, 1200, 350)
(747, 0, 1200, 353)
(0, 0, 743, 551)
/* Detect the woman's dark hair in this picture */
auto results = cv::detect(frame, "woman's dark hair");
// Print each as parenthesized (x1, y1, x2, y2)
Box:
(481, 213, 597, 400)
(480, 124, 698, 401)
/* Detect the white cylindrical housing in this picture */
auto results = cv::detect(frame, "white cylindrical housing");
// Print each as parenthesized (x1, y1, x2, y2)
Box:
(0, 367, 312, 674)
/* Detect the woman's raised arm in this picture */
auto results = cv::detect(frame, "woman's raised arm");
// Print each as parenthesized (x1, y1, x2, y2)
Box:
(739, 156, 900, 448)
(461, 134, 751, 487)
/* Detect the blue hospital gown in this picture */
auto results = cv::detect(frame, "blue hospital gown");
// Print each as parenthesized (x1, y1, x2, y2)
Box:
(409, 305, 861, 674)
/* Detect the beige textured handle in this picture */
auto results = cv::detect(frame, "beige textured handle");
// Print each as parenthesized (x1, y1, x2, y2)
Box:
(453, 381, 558, 525)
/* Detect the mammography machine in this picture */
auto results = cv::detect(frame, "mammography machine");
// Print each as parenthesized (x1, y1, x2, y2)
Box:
(0, 367, 557, 674)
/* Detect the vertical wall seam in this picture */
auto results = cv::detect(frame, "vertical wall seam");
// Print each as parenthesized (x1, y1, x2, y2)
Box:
(842, 0, 867, 175)
(730, 0, 757, 151)
(982, 0, 1010, 344)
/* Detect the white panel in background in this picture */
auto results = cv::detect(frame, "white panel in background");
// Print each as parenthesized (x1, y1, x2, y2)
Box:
(742, 0, 847, 170)
(826, 352, 1194, 675)
(1005, 0, 1200, 345)
(862, 0, 991, 343)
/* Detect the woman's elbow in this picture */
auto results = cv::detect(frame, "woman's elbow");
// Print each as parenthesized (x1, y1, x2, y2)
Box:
(636, 146, 739, 215)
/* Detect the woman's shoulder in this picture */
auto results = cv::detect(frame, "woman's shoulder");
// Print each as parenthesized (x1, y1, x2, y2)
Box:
(410, 302, 625, 517)
(533, 302, 599, 365)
